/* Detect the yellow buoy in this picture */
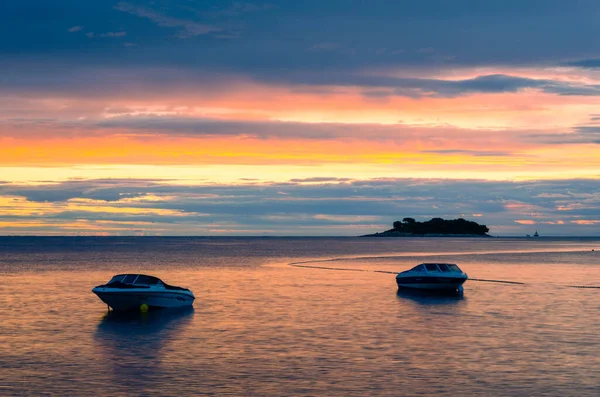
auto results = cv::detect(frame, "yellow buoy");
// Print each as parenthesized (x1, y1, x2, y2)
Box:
(140, 303, 149, 313)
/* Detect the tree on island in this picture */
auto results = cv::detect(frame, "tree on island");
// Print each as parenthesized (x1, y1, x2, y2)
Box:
(383, 217, 489, 236)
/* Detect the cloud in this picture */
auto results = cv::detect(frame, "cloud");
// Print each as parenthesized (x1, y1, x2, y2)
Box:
(95, 116, 409, 139)
(421, 149, 513, 157)
(0, 41, 600, 100)
(2, 0, 600, 89)
(91, 115, 525, 143)
(1, 177, 600, 235)
(288, 177, 354, 183)
(115, 2, 220, 38)
(567, 114, 600, 144)
(573, 126, 600, 135)
(572, 220, 600, 225)
(0, 179, 158, 202)
(68, 26, 84, 32)
(279, 73, 600, 98)
(4, 0, 600, 93)
(8, 64, 598, 100)
(567, 58, 600, 69)
(515, 220, 536, 225)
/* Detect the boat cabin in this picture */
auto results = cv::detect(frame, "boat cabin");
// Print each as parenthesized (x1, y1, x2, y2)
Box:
(100, 274, 190, 291)
(107, 274, 163, 286)
(408, 263, 462, 273)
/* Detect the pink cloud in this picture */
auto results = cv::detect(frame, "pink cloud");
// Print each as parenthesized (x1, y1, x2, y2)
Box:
(514, 220, 536, 225)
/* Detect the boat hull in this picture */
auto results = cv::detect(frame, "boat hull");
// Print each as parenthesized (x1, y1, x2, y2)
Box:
(92, 288, 195, 311)
(396, 276, 467, 291)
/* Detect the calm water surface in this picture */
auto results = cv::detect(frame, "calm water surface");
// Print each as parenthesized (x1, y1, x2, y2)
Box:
(1, 237, 600, 396)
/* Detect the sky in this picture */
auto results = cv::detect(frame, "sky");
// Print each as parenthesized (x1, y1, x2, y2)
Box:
(1, 0, 599, 236)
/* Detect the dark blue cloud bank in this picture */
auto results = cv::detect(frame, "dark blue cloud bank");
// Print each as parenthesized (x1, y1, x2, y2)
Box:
(1, 178, 599, 236)
(2, 0, 600, 93)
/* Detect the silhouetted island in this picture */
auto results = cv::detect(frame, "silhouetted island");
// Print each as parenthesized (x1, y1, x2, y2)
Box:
(362, 217, 490, 237)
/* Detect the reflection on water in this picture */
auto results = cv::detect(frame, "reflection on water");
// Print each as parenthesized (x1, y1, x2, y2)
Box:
(396, 288, 465, 305)
(94, 308, 194, 394)
(96, 306, 195, 336)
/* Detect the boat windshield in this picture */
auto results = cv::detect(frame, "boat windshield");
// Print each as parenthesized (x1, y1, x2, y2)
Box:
(438, 264, 450, 272)
(122, 274, 138, 284)
(411, 264, 425, 272)
(425, 264, 439, 272)
(447, 264, 461, 272)
(134, 275, 161, 285)
(107, 275, 126, 284)
(105, 274, 165, 286)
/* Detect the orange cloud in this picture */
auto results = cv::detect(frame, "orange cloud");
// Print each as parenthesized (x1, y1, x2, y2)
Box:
(571, 220, 600, 225)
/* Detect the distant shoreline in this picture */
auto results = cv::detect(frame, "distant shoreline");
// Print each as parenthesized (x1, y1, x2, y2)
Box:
(360, 232, 492, 237)
(1, 234, 599, 238)
(366, 217, 492, 238)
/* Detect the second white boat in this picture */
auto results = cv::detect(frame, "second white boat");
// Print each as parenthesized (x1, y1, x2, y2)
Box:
(396, 263, 468, 292)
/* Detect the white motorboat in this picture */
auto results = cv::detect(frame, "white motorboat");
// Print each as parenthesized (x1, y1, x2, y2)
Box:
(396, 263, 468, 292)
(92, 274, 195, 311)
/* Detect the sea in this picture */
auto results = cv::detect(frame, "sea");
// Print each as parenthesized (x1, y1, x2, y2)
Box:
(1, 236, 599, 397)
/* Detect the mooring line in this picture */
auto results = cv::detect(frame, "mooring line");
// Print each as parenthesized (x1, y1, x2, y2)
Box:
(289, 264, 371, 272)
(469, 278, 525, 285)
(568, 285, 600, 289)
(288, 261, 600, 289)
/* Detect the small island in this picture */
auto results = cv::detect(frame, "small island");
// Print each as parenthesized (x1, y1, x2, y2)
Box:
(362, 217, 490, 237)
